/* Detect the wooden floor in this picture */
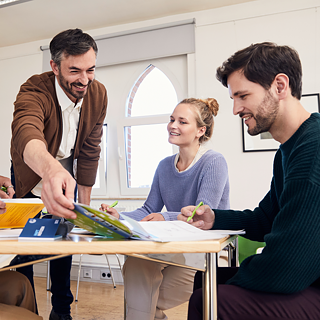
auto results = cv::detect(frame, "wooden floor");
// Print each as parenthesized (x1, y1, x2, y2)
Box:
(35, 277, 188, 320)
(35, 253, 229, 319)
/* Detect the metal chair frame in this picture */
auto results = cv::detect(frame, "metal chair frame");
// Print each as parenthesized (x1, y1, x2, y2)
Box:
(46, 254, 123, 302)
(75, 254, 123, 302)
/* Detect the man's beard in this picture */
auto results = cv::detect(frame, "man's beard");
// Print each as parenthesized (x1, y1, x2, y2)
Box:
(58, 72, 93, 101)
(247, 90, 279, 136)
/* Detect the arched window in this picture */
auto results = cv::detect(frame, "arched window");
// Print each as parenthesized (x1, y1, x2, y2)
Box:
(123, 65, 178, 191)
(93, 54, 188, 198)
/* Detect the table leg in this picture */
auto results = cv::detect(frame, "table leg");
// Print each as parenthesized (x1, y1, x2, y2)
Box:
(124, 255, 127, 320)
(46, 260, 51, 291)
(228, 238, 238, 267)
(203, 252, 217, 320)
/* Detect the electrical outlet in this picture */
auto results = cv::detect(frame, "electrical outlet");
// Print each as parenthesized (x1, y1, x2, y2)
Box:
(83, 269, 92, 278)
(100, 269, 111, 279)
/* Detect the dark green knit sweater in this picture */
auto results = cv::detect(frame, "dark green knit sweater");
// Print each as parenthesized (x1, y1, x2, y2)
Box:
(213, 113, 320, 294)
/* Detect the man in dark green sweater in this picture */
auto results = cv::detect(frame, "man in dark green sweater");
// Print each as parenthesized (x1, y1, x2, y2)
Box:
(179, 42, 320, 320)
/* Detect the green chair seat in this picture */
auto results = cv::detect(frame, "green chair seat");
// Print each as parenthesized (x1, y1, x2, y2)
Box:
(238, 236, 265, 264)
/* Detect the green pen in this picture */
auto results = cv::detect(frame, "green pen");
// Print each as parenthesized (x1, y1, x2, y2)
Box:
(1, 186, 7, 193)
(109, 200, 118, 208)
(187, 201, 203, 222)
(104, 200, 118, 212)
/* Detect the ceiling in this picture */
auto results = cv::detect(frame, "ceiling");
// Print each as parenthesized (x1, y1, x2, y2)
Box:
(0, 0, 256, 48)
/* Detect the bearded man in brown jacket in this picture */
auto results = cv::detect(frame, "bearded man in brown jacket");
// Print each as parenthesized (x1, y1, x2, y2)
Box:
(10, 29, 108, 320)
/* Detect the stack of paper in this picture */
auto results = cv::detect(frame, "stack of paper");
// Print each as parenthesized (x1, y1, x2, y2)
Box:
(131, 220, 245, 242)
(1, 199, 44, 228)
(0, 228, 22, 240)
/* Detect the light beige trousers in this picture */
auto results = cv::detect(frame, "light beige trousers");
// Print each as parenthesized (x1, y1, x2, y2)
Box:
(123, 256, 196, 320)
(0, 270, 43, 320)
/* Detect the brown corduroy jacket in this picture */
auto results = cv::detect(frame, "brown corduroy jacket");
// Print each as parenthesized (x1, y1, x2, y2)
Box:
(11, 71, 108, 197)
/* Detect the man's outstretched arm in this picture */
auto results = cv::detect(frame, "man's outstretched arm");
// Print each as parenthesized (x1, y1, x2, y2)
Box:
(23, 139, 77, 219)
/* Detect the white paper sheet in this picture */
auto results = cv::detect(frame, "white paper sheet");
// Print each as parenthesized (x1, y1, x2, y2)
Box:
(0, 228, 22, 239)
(122, 217, 245, 242)
(0, 254, 16, 268)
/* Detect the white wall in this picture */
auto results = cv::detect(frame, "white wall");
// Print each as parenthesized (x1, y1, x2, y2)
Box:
(0, 43, 43, 177)
(1, 0, 320, 213)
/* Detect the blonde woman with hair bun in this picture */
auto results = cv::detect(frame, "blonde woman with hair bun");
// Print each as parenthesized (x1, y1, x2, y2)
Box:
(101, 97, 230, 320)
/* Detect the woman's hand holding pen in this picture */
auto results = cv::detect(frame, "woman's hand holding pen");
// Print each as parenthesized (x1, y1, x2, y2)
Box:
(178, 204, 215, 230)
(100, 203, 120, 219)
(141, 213, 165, 221)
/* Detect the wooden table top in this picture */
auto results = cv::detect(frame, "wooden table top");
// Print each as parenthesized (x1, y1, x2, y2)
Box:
(0, 234, 236, 255)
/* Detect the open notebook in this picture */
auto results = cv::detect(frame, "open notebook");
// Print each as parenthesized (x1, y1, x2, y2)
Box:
(68, 203, 245, 242)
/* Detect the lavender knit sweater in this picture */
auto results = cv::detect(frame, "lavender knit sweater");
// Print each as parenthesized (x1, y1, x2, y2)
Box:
(122, 149, 230, 221)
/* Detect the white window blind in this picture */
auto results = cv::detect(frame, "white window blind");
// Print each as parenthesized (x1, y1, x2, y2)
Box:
(41, 19, 195, 71)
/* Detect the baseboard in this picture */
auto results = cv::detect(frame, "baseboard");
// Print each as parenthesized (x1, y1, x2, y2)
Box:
(34, 261, 124, 285)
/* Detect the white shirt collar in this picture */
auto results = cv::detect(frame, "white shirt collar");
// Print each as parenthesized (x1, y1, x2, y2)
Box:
(174, 144, 209, 172)
(55, 77, 83, 111)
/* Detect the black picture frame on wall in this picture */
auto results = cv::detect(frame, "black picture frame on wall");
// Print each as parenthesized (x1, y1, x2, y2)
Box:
(242, 93, 320, 152)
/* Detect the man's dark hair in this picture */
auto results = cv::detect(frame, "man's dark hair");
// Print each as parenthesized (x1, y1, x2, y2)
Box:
(216, 42, 302, 99)
(50, 28, 98, 68)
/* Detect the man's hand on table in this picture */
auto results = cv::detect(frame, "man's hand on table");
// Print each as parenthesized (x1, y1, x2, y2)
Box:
(0, 201, 6, 214)
(41, 163, 77, 219)
(23, 139, 77, 219)
(178, 204, 215, 230)
(0, 175, 15, 214)
(0, 175, 15, 199)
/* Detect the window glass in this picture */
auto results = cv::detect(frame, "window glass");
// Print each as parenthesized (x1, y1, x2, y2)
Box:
(93, 172, 100, 189)
(124, 65, 178, 189)
(127, 65, 178, 117)
(92, 125, 107, 193)
(125, 123, 172, 188)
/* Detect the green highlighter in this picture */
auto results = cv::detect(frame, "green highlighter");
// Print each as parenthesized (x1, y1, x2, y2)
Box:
(109, 200, 118, 208)
(187, 201, 204, 222)
(1, 186, 7, 193)
(104, 200, 118, 211)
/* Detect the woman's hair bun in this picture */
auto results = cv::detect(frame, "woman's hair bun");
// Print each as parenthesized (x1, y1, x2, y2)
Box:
(200, 98, 219, 117)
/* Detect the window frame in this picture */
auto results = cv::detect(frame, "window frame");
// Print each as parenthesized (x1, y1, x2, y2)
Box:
(116, 59, 186, 196)
(93, 53, 194, 199)
(117, 114, 177, 196)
